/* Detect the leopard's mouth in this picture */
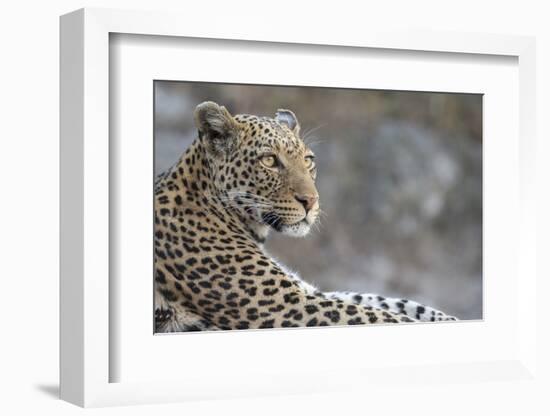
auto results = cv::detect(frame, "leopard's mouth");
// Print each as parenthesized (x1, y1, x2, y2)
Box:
(260, 211, 314, 238)
(261, 211, 283, 231)
(260, 211, 310, 230)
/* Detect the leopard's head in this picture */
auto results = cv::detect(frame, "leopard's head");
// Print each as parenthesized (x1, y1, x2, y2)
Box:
(194, 101, 319, 239)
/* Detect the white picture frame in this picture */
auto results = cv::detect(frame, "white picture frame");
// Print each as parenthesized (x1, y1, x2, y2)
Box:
(60, 7, 538, 408)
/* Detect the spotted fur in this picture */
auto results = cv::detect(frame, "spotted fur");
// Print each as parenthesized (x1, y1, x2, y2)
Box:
(154, 101, 456, 332)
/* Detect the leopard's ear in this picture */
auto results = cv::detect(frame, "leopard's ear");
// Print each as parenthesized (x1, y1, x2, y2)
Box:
(275, 109, 300, 137)
(194, 101, 239, 156)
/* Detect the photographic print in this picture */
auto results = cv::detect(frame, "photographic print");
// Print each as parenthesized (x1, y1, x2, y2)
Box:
(153, 82, 482, 333)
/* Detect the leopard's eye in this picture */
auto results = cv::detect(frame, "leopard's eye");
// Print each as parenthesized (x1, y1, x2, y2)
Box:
(304, 155, 315, 169)
(260, 154, 278, 169)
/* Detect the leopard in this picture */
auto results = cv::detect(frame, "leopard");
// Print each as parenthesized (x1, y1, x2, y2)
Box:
(154, 101, 457, 332)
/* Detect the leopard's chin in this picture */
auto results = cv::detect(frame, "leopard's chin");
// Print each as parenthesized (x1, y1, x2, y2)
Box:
(279, 219, 312, 238)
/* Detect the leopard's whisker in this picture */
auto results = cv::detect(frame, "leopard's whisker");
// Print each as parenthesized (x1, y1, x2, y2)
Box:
(304, 139, 326, 148)
(301, 123, 326, 143)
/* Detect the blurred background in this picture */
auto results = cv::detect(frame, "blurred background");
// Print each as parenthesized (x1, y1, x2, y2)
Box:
(154, 81, 482, 320)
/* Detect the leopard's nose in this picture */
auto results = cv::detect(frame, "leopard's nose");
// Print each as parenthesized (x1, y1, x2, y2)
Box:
(294, 194, 318, 213)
